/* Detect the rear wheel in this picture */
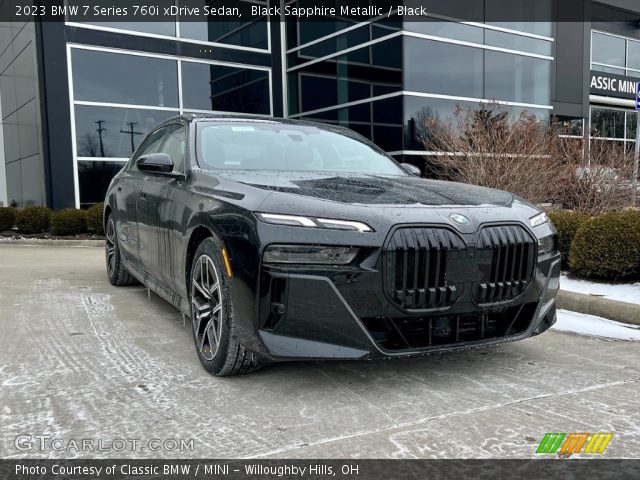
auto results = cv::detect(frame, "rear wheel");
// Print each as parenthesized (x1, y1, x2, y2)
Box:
(105, 215, 138, 286)
(190, 237, 261, 376)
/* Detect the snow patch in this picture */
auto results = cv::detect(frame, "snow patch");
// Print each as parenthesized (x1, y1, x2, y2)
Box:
(553, 309, 640, 341)
(560, 274, 640, 305)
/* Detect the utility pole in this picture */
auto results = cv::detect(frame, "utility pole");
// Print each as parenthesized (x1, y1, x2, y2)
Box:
(94, 120, 106, 157)
(120, 122, 143, 154)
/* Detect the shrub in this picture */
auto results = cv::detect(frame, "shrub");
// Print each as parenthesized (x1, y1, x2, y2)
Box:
(15, 206, 52, 234)
(51, 209, 87, 236)
(86, 202, 105, 235)
(548, 211, 590, 267)
(569, 211, 640, 281)
(0, 207, 16, 232)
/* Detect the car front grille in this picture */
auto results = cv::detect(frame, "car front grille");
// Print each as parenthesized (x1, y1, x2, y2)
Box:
(383, 224, 536, 312)
(383, 227, 466, 311)
(474, 225, 536, 303)
(362, 302, 537, 351)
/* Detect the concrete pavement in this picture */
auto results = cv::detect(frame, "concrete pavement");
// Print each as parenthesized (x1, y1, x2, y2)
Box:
(1, 245, 639, 459)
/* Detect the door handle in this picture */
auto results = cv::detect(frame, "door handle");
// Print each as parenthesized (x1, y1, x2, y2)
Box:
(140, 192, 147, 200)
(117, 186, 122, 192)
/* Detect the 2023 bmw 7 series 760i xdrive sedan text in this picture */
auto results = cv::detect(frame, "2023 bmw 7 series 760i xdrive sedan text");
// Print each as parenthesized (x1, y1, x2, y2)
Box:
(104, 114, 561, 376)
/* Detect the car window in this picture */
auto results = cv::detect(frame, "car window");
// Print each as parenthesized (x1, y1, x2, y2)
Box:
(158, 124, 186, 173)
(196, 122, 404, 175)
(128, 126, 170, 170)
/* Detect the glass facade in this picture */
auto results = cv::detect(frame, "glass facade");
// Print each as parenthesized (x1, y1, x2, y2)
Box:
(80, 0, 269, 50)
(68, 41, 271, 205)
(589, 30, 640, 152)
(591, 30, 640, 77)
(287, 9, 553, 158)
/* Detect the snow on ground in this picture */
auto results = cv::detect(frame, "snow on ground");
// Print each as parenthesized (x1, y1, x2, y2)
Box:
(554, 309, 640, 341)
(560, 273, 640, 305)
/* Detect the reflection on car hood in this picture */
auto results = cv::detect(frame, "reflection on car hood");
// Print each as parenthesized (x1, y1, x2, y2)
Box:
(213, 170, 513, 207)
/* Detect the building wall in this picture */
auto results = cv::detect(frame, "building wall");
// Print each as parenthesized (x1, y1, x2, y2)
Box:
(0, 20, 46, 207)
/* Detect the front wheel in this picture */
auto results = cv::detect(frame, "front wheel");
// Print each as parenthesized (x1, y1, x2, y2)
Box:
(190, 237, 261, 376)
(105, 214, 138, 286)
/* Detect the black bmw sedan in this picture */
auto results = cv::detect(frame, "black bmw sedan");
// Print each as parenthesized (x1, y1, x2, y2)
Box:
(104, 114, 561, 376)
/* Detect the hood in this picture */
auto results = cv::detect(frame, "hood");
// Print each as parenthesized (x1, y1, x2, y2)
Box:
(213, 170, 514, 207)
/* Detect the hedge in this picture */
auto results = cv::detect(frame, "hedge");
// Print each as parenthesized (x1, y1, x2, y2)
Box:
(548, 211, 590, 267)
(86, 202, 104, 235)
(15, 206, 52, 234)
(51, 209, 87, 236)
(0, 207, 16, 232)
(569, 211, 640, 281)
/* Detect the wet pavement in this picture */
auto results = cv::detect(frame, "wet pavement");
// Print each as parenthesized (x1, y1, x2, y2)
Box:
(1, 245, 639, 459)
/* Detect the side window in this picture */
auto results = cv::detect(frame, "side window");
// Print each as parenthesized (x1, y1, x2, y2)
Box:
(158, 124, 187, 173)
(128, 126, 169, 170)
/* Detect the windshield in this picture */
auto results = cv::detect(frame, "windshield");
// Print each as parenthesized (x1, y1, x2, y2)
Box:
(196, 121, 405, 175)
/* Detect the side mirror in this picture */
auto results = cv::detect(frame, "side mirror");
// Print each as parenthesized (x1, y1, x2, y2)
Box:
(401, 163, 421, 176)
(136, 153, 174, 173)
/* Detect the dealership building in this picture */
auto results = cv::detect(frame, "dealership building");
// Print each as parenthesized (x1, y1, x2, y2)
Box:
(0, 0, 639, 209)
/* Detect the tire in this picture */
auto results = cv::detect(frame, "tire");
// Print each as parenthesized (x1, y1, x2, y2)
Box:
(189, 237, 262, 376)
(105, 214, 138, 286)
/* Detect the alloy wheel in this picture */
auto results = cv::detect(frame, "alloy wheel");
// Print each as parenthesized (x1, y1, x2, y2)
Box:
(191, 255, 223, 360)
(105, 218, 116, 277)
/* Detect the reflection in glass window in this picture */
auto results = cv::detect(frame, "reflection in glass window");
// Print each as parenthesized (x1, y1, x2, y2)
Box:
(485, 51, 550, 105)
(179, 19, 269, 50)
(590, 108, 625, 139)
(404, 37, 483, 98)
(403, 96, 549, 150)
(83, 21, 176, 36)
(75, 105, 177, 158)
(628, 41, 640, 72)
(287, 38, 402, 116)
(485, 30, 552, 56)
(591, 32, 626, 68)
(72, 49, 178, 107)
(627, 112, 637, 140)
(181, 62, 270, 114)
(593, 65, 625, 76)
(78, 161, 126, 207)
(297, 75, 375, 113)
(485, 0, 552, 36)
(404, 20, 483, 43)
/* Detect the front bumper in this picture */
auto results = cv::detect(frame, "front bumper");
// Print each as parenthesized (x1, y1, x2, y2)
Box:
(250, 238, 561, 362)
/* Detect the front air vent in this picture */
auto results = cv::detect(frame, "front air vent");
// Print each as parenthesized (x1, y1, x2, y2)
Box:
(475, 225, 536, 303)
(384, 227, 465, 311)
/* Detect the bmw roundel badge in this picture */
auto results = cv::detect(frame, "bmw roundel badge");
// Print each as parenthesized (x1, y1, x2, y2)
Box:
(449, 213, 470, 225)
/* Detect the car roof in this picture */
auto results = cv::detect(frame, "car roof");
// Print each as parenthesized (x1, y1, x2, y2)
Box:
(155, 113, 358, 135)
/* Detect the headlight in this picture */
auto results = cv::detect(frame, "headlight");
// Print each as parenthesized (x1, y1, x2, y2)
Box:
(263, 245, 360, 265)
(530, 212, 549, 228)
(257, 213, 373, 233)
(537, 234, 558, 255)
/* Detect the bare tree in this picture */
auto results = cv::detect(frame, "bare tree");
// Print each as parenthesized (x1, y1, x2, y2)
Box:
(421, 103, 566, 205)
(78, 133, 105, 157)
(555, 138, 637, 215)
(420, 103, 637, 213)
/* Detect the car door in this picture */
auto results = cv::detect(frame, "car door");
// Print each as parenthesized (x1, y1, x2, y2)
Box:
(116, 127, 166, 266)
(137, 123, 187, 286)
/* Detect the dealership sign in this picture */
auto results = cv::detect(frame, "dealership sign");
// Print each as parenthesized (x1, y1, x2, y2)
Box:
(590, 70, 639, 100)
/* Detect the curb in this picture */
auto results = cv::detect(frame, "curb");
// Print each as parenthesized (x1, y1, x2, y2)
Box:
(0, 239, 104, 247)
(556, 290, 640, 326)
